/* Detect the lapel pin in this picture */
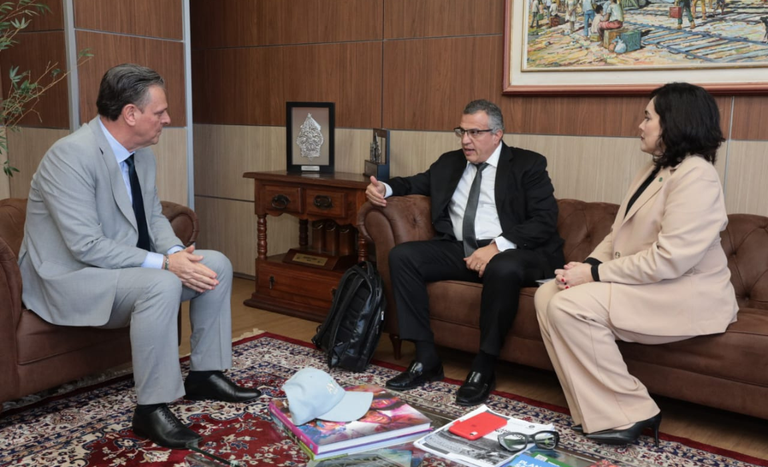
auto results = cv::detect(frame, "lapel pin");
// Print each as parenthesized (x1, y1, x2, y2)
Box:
(658, 177, 663, 182)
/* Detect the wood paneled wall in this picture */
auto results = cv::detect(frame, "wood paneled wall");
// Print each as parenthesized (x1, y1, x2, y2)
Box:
(0, 1, 67, 129)
(190, 0, 768, 275)
(74, 0, 183, 40)
(191, 0, 768, 140)
(1, 0, 189, 203)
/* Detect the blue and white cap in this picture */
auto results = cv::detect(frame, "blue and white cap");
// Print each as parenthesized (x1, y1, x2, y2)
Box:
(282, 368, 373, 426)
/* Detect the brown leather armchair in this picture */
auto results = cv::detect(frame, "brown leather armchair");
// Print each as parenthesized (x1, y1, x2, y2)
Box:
(0, 198, 198, 412)
(358, 196, 768, 420)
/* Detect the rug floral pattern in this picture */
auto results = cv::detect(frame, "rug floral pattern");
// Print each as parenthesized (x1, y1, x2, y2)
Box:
(1, 333, 765, 467)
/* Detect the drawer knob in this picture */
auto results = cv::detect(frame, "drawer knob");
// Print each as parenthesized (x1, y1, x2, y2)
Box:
(271, 194, 290, 209)
(313, 195, 333, 209)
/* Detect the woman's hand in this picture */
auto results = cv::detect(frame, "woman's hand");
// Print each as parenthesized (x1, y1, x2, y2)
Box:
(555, 262, 594, 290)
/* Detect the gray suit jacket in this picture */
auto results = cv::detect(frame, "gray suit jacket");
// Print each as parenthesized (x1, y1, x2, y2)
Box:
(18, 117, 182, 326)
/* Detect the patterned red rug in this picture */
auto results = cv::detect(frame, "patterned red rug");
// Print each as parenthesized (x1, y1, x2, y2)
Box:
(1, 332, 765, 467)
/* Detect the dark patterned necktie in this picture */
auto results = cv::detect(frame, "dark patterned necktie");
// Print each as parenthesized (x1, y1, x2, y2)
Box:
(462, 162, 488, 256)
(125, 154, 151, 251)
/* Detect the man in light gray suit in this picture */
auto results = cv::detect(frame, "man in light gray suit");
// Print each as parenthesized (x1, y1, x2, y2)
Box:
(18, 64, 260, 449)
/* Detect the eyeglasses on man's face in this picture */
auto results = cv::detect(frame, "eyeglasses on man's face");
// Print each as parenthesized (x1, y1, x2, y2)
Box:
(454, 127, 494, 138)
(498, 430, 560, 452)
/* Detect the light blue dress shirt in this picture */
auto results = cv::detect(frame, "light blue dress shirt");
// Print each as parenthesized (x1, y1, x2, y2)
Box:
(98, 118, 182, 268)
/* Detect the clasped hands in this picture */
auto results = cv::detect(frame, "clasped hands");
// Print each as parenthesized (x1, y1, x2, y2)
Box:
(167, 245, 218, 293)
(554, 261, 593, 290)
(464, 244, 499, 277)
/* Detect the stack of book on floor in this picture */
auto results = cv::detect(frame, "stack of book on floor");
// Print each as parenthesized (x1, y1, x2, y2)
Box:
(268, 384, 432, 462)
(414, 405, 603, 467)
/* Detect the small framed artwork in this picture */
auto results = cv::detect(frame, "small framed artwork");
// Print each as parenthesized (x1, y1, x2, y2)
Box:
(286, 102, 335, 173)
(363, 128, 390, 182)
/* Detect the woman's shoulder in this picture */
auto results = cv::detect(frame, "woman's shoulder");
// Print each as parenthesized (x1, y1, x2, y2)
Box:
(672, 155, 720, 182)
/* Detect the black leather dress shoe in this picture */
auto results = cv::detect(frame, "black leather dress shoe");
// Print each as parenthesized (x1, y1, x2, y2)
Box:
(184, 371, 261, 403)
(586, 412, 662, 447)
(385, 361, 444, 391)
(455, 371, 495, 406)
(132, 404, 202, 449)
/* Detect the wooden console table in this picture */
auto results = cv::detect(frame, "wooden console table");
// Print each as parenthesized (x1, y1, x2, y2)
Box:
(242, 171, 370, 321)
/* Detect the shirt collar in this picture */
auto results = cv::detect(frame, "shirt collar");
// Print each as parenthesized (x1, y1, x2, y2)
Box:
(98, 117, 133, 163)
(469, 141, 502, 169)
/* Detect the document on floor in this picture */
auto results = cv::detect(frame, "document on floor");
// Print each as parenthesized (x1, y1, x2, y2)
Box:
(413, 405, 554, 467)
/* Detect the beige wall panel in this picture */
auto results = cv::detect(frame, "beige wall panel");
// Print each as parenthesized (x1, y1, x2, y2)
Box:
(724, 140, 768, 216)
(334, 129, 372, 175)
(194, 196, 299, 276)
(386, 131, 729, 206)
(194, 125, 373, 201)
(193, 124, 286, 201)
(153, 128, 187, 206)
(388, 131, 458, 178)
(6, 127, 70, 198)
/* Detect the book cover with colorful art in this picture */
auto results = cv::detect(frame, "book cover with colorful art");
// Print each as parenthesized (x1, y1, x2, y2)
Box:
(268, 384, 432, 455)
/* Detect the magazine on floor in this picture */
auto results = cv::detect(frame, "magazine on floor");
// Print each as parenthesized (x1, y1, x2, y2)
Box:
(414, 405, 555, 467)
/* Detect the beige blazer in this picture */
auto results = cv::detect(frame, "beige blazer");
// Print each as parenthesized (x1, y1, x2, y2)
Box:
(18, 117, 182, 326)
(590, 155, 738, 336)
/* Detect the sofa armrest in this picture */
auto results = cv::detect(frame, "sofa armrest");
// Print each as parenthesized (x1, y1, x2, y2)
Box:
(357, 195, 435, 339)
(161, 201, 199, 247)
(0, 236, 22, 398)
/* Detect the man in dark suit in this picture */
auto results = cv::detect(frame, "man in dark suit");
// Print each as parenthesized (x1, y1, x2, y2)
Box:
(365, 100, 564, 405)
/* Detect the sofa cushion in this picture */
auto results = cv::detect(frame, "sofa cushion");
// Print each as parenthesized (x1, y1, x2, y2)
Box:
(618, 307, 768, 388)
(16, 309, 130, 365)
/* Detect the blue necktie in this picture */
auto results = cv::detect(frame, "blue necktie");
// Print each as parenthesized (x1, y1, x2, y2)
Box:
(125, 154, 151, 251)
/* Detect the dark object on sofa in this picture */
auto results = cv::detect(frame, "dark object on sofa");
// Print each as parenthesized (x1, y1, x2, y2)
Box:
(358, 196, 768, 420)
(0, 198, 199, 412)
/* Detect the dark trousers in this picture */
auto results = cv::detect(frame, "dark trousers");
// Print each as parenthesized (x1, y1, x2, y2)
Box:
(389, 240, 552, 357)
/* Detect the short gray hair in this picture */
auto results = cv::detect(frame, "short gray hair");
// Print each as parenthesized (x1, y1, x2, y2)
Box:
(96, 64, 165, 121)
(463, 99, 504, 133)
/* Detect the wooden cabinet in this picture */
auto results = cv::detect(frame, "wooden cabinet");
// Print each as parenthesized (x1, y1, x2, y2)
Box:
(242, 171, 370, 321)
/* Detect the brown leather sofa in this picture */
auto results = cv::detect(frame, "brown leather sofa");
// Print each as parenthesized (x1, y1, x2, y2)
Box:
(0, 198, 198, 412)
(358, 196, 768, 420)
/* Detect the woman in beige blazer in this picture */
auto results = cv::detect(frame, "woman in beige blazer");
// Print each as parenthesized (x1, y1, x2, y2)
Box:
(534, 82, 738, 446)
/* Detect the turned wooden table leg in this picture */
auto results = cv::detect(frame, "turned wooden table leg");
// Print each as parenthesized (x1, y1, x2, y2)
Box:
(357, 236, 367, 263)
(390, 334, 402, 360)
(299, 219, 308, 248)
(257, 214, 267, 260)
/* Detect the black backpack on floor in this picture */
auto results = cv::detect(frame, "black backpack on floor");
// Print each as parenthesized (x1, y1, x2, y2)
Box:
(312, 261, 386, 372)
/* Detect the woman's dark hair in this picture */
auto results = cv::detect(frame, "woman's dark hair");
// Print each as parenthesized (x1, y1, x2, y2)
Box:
(649, 82, 723, 168)
(96, 64, 165, 121)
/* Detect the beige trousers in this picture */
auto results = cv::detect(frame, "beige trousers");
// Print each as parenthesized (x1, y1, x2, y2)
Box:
(534, 280, 692, 433)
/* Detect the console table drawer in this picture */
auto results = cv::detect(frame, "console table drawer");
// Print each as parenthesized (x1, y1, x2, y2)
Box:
(263, 185, 303, 214)
(256, 260, 340, 302)
(306, 188, 346, 218)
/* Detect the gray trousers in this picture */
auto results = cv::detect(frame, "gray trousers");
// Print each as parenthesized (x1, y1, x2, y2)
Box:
(100, 250, 233, 405)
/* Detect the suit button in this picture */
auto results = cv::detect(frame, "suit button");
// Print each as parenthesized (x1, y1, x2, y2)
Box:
(614, 252, 621, 258)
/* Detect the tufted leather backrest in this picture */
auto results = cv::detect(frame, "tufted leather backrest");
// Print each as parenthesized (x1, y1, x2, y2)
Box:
(556, 199, 619, 263)
(0, 198, 27, 257)
(721, 214, 768, 310)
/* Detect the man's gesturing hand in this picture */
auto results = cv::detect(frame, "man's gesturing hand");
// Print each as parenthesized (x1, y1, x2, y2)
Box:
(167, 245, 219, 293)
(365, 176, 387, 207)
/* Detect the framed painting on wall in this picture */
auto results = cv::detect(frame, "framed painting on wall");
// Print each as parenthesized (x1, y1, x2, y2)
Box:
(503, 0, 768, 95)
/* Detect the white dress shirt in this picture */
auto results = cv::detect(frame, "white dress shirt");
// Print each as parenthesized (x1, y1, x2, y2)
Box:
(383, 142, 516, 252)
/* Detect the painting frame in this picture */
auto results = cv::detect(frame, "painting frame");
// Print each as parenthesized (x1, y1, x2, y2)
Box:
(286, 101, 335, 173)
(502, 0, 768, 96)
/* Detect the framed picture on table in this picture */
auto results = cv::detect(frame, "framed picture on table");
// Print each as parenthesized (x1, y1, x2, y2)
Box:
(286, 102, 335, 173)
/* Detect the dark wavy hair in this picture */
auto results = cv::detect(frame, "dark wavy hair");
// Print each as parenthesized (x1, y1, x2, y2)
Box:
(649, 82, 723, 168)
(96, 64, 165, 121)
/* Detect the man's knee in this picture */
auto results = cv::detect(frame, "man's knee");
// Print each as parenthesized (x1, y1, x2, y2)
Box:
(389, 242, 419, 272)
(199, 250, 233, 280)
(484, 256, 528, 284)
